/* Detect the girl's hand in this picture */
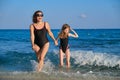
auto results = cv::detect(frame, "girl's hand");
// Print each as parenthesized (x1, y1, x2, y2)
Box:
(69, 28, 79, 38)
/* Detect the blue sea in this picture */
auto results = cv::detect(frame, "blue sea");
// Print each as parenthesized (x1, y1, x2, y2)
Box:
(0, 29, 120, 77)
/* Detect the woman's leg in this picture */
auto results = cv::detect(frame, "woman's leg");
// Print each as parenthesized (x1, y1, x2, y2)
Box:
(32, 44, 41, 61)
(65, 49, 70, 69)
(59, 49, 64, 67)
(38, 42, 49, 71)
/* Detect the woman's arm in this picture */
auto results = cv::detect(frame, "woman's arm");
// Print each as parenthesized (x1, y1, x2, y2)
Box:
(56, 33, 60, 42)
(45, 22, 56, 41)
(30, 24, 35, 47)
(68, 28, 79, 38)
(45, 22, 58, 45)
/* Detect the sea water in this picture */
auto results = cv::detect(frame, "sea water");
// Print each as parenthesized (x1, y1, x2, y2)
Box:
(0, 29, 120, 78)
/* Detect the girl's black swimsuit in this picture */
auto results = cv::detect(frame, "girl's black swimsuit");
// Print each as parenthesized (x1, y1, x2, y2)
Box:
(33, 22, 49, 48)
(60, 37, 69, 53)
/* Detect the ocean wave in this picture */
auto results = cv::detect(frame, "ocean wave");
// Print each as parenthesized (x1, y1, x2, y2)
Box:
(33, 50, 120, 70)
(0, 49, 120, 77)
(69, 50, 120, 68)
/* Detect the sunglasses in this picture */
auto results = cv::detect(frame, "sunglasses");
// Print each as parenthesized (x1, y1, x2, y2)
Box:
(36, 14, 44, 17)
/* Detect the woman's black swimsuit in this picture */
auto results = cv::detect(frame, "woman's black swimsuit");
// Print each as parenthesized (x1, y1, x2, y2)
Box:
(60, 37, 69, 53)
(33, 22, 49, 48)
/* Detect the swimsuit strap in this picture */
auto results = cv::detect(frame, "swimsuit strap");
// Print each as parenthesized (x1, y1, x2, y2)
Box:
(32, 24, 36, 30)
(44, 22, 46, 29)
(33, 22, 45, 30)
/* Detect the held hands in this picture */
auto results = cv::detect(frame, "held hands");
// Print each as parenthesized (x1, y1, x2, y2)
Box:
(54, 40, 58, 46)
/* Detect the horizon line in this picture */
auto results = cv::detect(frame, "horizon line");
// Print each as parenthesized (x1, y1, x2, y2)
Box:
(0, 28, 120, 30)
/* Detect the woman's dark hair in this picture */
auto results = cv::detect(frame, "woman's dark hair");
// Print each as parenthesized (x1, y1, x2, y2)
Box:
(32, 10, 43, 23)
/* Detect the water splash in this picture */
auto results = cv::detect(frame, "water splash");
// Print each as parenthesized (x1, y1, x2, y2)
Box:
(70, 50, 120, 68)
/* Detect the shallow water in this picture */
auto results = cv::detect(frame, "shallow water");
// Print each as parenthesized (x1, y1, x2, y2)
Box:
(0, 71, 120, 80)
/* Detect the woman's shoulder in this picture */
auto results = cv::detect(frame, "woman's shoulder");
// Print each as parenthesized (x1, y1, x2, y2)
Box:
(29, 24, 35, 29)
(44, 21, 50, 29)
(44, 21, 49, 25)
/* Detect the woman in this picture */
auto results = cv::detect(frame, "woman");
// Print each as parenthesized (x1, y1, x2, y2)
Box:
(56, 24, 78, 69)
(30, 10, 57, 71)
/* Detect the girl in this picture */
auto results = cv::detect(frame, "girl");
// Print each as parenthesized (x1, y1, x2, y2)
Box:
(56, 24, 78, 69)
(30, 10, 57, 71)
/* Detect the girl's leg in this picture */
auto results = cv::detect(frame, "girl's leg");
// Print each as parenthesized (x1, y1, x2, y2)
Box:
(65, 49, 70, 69)
(38, 42, 49, 72)
(59, 49, 64, 67)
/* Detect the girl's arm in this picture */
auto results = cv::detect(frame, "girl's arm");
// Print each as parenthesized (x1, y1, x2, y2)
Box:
(68, 28, 79, 38)
(45, 22, 58, 45)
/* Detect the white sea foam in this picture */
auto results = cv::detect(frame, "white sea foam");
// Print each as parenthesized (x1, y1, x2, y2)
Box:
(48, 50, 120, 68)
(70, 50, 120, 67)
(42, 59, 55, 72)
(30, 59, 55, 73)
(30, 60, 38, 71)
(29, 50, 120, 77)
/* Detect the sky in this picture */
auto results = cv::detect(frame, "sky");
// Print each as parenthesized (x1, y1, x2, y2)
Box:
(0, 0, 120, 29)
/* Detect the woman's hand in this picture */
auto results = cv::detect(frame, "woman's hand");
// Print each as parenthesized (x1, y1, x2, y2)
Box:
(32, 44, 39, 51)
(32, 44, 36, 50)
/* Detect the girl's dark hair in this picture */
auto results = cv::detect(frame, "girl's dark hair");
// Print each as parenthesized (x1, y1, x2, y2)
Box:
(32, 10, 43, 23)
